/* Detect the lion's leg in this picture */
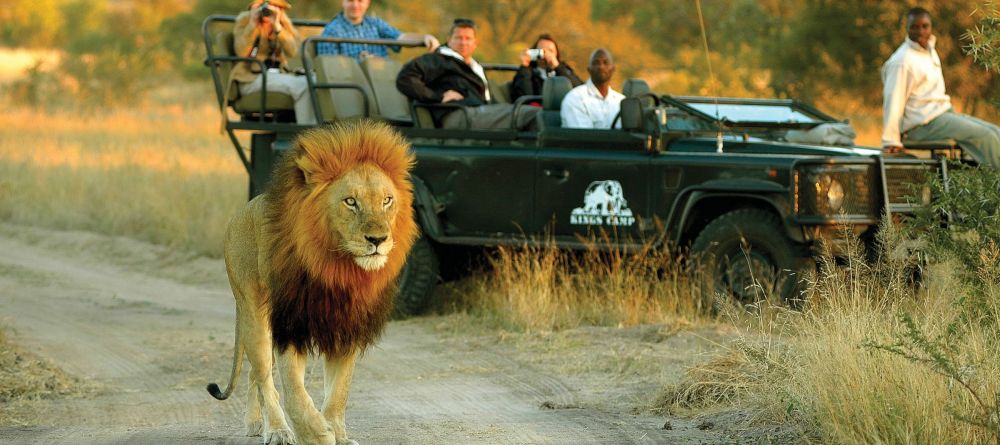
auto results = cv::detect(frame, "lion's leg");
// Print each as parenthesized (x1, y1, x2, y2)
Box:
(242, 308, 293, 444)
(278, 346, 335, 445)
(244, 367, 263, 436)
(321, 349, 359, 445)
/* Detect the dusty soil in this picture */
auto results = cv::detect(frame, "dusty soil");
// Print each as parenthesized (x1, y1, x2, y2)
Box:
(0, 223, 762, 444)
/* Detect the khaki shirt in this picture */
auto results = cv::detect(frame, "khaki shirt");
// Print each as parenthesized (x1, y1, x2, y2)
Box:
(231, 10, 300, 84)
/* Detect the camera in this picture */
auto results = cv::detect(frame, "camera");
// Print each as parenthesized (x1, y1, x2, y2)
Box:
(257, 0, 272, 18)
(527, 49, 545, 61)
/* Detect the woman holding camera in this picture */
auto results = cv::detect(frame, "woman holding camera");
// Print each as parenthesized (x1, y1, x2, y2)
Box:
(510, 34, 583, 102)
(231, 0, 316, 124)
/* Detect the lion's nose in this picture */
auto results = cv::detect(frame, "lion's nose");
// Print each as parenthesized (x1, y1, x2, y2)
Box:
(365, 235, 388, 247)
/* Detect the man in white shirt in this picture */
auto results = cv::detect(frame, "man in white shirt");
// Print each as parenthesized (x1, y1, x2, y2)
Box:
(881, 7, 1000, 168)
(561, 49, 626, 129)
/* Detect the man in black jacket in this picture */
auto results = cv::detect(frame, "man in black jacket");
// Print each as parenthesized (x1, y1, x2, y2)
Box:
(396, 18, 537, 129)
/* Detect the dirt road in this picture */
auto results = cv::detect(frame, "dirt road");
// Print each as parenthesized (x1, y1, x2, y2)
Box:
(0, 224, 733, 444)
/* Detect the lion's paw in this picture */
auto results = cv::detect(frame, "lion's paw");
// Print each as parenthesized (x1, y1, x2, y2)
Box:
(245, 419, 264, 437)
(336, 439, 360, 445)
(265, 429, 295, 445)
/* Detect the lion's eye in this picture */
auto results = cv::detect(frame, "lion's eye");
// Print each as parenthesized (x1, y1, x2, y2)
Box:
(383, 196, 393, 207)
(344, 197, 357, 207)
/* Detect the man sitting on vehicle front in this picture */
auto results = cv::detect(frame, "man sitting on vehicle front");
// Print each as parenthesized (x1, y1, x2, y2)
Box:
(395, 18, 538, 130)
(561, 48, 625, 129)
(881, 7, 1000, 167)
(317, 0, 438, 61)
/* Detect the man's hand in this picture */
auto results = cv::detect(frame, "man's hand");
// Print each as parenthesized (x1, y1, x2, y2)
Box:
(424, 34, 440, 51)
(442, 90, 464, 103)
(883, 145, 908, 156)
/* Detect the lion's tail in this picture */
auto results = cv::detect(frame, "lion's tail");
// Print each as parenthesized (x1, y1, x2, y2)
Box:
(206, 315, 244, 401)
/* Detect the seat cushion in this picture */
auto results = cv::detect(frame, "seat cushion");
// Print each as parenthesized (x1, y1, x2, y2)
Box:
(361, 57, 412, 122)
(313, 55, 377, 122)
(233, 92, 295, 113)
(902, 139, 958, 149)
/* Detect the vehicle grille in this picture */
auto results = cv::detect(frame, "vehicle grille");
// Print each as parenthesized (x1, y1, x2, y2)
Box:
(883, 161, 938, 213)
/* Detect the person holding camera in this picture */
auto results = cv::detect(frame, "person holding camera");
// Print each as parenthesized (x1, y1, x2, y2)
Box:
(510, 34, 583, 101)
(317, 0, 439, 61)
(231, 0, 316, 125)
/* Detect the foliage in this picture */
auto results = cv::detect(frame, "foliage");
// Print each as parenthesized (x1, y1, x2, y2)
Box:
(908, 167, 1000, 304)
(1, 0, 65, 47)
(963, 1, 1000, 74)
(865, 312, 1000, 444)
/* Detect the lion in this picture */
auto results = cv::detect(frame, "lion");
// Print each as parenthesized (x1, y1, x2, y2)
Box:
(207, 119, 418, 445)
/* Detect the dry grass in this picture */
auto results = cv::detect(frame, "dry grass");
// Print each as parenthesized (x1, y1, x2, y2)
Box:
(0, 326, 86, 426)
(660, 229, 1000, 445)
(443, 238, 716, 332)
(0, 98, 245, 257)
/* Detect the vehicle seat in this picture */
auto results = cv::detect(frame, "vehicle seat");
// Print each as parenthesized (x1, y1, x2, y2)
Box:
(360, 57, 413, 124)
(622, 79, 650, 97)
(535, 76, 573, 130)
(623, 79, 656, 107)
(312, 54, 377, 122)
(901, 137, 974, 164)
(213, 30, 295, 117)
(490, 80, 513, 104)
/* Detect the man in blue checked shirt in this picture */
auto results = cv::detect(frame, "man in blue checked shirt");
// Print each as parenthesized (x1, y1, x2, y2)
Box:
(318, 0, 439, 60)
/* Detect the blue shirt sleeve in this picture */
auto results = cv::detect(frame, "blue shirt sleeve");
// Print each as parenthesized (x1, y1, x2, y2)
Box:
(371, 17, 402, 53)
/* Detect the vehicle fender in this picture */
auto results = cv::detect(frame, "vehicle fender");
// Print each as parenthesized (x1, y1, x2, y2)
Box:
(410, 175, 445, 242)
(668, 184, 803, 246)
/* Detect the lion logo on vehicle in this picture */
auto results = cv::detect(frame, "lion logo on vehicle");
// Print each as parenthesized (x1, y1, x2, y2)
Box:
(570, 180, 636, 227)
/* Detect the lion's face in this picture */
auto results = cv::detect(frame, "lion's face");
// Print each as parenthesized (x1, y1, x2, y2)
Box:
(323, 163, 400, 271)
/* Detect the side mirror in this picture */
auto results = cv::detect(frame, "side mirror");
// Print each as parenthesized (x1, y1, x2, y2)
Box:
(620, 97, 643, 131)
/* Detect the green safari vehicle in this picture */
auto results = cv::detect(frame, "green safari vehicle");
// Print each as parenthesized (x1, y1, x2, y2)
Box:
(203, 16, 948, 314)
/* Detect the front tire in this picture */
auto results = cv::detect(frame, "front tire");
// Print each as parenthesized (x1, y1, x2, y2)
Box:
(690, 208, 812, 305)
(394, 236, 439, 317)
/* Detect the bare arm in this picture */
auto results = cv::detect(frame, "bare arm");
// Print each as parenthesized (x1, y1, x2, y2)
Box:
(398, 32, 439, 51)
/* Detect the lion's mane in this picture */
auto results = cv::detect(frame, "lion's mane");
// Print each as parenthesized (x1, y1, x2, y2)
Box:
(264, 120, 417, 357)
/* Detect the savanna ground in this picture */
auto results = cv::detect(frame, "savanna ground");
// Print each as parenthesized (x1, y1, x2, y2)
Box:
(0, 85, 999, 445)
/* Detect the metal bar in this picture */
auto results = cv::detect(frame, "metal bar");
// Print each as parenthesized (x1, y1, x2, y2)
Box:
(226, 128, 252, 175)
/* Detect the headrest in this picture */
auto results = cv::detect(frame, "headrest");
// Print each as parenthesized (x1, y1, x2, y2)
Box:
(542, 76, 573, 111)
(622, 79, 650, 98)
(215, 31, 235, 56)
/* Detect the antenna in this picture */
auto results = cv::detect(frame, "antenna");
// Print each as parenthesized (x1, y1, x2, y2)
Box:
(695, 0, 724, 153)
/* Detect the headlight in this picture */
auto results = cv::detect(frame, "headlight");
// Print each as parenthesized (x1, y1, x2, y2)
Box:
(795, 164, 875, 218)
(817, 174, 845, 212)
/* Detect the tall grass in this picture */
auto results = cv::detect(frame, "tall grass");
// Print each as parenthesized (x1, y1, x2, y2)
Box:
(0, 103, 245, 257)
(662, 221, 1000, 445)
(446, 238, 715, 332)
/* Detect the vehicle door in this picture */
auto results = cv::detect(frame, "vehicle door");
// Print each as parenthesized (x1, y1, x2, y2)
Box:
(533, 130, 653, 245)
(412, 143, 536, 237)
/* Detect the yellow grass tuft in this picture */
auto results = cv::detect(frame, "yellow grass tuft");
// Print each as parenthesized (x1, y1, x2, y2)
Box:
(447, 238, 715, 332)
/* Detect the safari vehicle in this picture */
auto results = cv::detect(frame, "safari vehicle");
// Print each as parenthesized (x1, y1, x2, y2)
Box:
(203, 16, 949, 314)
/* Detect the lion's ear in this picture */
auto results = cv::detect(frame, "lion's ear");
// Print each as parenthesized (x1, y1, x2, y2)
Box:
(295, 155, 332, 185)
